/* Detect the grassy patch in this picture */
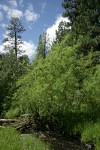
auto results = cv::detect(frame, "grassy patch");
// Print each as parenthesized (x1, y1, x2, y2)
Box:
(0, 127, 50, 150)
(81, 122, 100, 150)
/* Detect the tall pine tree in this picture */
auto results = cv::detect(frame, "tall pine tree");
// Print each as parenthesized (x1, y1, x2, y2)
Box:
(62, 0, 100, 54)
(55, 21, 70, 43)
(4, 17, 25, 59)
(36, 32, 49, 60)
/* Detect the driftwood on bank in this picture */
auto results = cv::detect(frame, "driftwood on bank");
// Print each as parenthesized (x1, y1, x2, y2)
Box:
(0, 119, 17, 125)
(16, 120, 35, 133)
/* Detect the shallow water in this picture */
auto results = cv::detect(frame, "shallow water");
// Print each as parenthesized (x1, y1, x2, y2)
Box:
(21, 133, 93, 150)
(43, 138, 86, 150)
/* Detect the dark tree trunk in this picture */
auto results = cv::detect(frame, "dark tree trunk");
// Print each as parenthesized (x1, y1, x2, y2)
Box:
(15, 32, 17, 59)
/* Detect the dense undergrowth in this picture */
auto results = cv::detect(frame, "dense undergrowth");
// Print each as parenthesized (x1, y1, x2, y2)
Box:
(5, 35, 100, 149)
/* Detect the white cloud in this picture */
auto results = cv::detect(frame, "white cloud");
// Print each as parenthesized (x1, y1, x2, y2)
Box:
(2, 31, 9, 39)
(19, 0, 24, 6)
(47, 15, 70, 43)
(8, 0, 17, 7)
(0, 4, 9, 12)
(0, 23, 6, 28)
(0, 40, 36, 58)
(0, 39, 15, 54)
(0, 44, 5, 54)
(41, 2, 46, 13)
(21, 41, 36, 58)
(25, 4, 39, 22)
(7, 8, 23, 19)
(0, 4, 23, 19)
(0, 12, 3, 20)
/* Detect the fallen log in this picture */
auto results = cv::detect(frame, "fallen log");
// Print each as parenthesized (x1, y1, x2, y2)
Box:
(16, 120, 34, 133)
(0, 119, 17, 122)
(0, 119, 17, 125)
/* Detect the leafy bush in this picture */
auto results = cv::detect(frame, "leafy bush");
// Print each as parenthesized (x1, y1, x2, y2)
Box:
(5, 108, 20, 118)
(7, 35, 100, 139)
(11, 36, 80, 127)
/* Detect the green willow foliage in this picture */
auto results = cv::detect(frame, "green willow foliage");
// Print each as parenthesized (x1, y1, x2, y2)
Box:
(10, 35, 77, 116)
(7, 35, 100, 132)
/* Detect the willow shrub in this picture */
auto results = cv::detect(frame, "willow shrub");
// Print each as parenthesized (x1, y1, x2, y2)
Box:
(9, 36, 79, 117)
(7, 35, 100, 133)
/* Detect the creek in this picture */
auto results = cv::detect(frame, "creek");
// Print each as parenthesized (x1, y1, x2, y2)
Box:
(21, 133, 92, 150)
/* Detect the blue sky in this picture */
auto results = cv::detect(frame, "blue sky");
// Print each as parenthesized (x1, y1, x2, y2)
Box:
(0, 0, 69, 58)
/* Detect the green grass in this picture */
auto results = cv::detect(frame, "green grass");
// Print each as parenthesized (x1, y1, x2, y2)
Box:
(81, 122, 100, 150)
(0, 127, 51, 150)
